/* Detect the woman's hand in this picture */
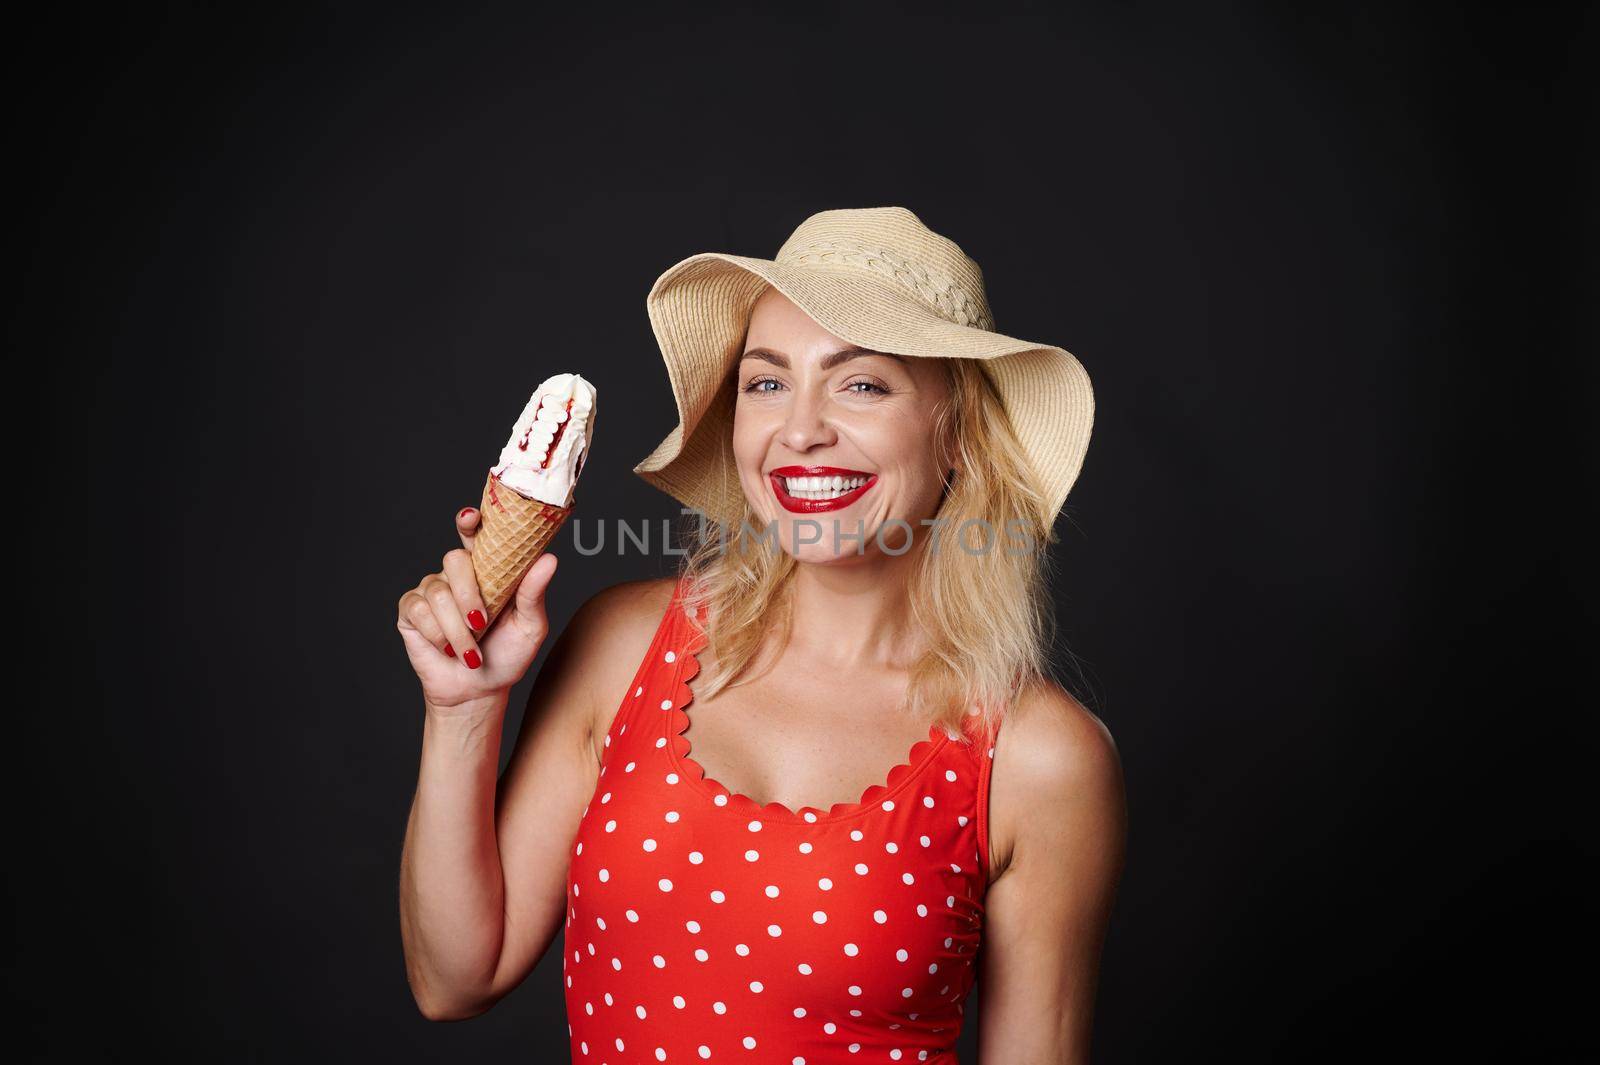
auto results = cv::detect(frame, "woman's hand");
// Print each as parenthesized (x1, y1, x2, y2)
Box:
(395, 506, 559, 712)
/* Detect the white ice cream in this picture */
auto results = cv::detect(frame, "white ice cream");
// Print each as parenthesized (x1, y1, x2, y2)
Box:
(489, 372, 597, 507)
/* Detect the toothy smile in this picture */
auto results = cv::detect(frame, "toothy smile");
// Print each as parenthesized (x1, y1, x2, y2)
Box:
(779, 474, 871, 499)
(767, 465, 878, 512)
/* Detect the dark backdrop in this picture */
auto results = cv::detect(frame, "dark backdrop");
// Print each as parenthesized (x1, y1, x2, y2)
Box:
(13, 3, 1592, 1062)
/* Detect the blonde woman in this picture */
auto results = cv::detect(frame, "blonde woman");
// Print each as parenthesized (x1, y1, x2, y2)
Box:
(396, 207, 1126, 1063)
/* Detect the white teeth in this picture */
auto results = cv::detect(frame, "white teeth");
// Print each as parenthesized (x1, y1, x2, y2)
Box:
(779, 474, 870, 499)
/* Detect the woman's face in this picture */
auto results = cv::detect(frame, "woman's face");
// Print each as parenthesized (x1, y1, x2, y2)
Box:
(732, 287, 953, 563)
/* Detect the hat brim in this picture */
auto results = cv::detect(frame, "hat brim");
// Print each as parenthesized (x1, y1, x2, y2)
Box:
(635, 252, 1094, 526)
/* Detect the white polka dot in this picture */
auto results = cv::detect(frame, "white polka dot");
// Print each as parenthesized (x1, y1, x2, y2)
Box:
(891, 1049, 903, 1060)
(896, 948, 909, 961)
(598, 868, 610, 882)
(686, 920, 701, 933)
(743, 1037, 757, 1049)
(714, 794, 729, 806)
(799, 963, 814, 975)
(736, 943, 750, 956)
(768, 924, 782, 937)
(596, 916, 607, 930)
(698, 1046, 710, 1059)
(655, 1048, 666, 1062)
(659, 878, 674, 891)
(765, 884, 780, 898)
(660, 699, 673, 710)
(916, 904, 928, 917)
(919, 835, 931, 847)
(611, 957, 622, 970)
(714, 1000, 727, 1014)
(695, 948, 709, 961)
(854, 863, 869, 875)
(902, 872, 914, 884)
(749, 980, 764, 993)
(803, 811, 818, 823)
(635, 686, 643, 697)
(848, 1044, 861, 1053)
(799, 842, 813, 854)
(636, 1004, 648, 1019)
(689, 851, 704, 864)
(873, 909, 887, 924)
(748, 820, 763, 832)
(642, 838, 657, 851)
(848, 985, 862, 996)
(812, 910, 828, 924)
(665, 810, 681, 823)
(923, 795, 935, 808)
(850, 829, 864, 841)
(793, 1006, 806, 1018)
(745, 849, 760, 861)
(711, 889, 726, 903)
(604, 820, 617, 832)
(617, 1038, 626, 1051)
(666, 772, 680, 784)
(945, 769, 958, 781)
(885, 841, 899, 853)
(674, 995, 686, 1008)
(653, 954, 666, 968)
(823, 1021, 836, 1033)
(882, 799, 895, 811)
(624, 760, 636, 772)
(601, 792, 612, 804)
(626, 909, 640, 922)
(843, 942, 859, 956)
(665, 650, 677, 663)
(901, 987, 913, 998)
(818, 877, 832, 890)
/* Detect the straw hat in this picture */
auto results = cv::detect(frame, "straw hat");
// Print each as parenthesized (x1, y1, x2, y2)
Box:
(633, 206, 1094, 527)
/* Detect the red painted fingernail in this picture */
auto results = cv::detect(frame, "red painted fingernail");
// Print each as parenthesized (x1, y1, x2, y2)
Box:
(463, 648, 482, 670)
(443, 643, 455, 658)
(467, 609, 487, 631)
(459, 508, 475, 520)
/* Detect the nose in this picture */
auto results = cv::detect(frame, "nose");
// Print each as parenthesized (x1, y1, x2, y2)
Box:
(779, 386, 837, 453)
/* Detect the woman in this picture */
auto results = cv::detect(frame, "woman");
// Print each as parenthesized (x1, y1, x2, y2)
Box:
(396, 207, 1126, 1063)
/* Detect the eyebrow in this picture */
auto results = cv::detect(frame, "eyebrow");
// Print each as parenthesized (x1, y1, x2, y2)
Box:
(739, 345, 908, 371)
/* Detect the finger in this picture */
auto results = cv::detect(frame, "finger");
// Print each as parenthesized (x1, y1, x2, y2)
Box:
(441, 547, 490, 638)
(456, 506, 481, 551)
(422, 574, 481, 669)
(398, 588, 456, 658)
(508, 552, 559, 639)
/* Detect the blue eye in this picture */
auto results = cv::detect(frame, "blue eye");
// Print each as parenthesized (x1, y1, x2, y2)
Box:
(742, 377, 781, 393)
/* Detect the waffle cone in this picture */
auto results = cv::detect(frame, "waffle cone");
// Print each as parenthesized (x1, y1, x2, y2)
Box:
(471, 472, 571, 629)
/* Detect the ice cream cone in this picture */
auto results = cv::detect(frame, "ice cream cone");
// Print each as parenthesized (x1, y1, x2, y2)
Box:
(471, 471, 572, 629)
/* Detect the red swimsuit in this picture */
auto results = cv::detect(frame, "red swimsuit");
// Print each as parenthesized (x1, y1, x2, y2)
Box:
(563, 577, 999, 1063)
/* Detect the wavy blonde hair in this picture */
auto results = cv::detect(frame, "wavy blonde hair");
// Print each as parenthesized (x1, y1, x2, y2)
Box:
(673, 356, 1063, 745)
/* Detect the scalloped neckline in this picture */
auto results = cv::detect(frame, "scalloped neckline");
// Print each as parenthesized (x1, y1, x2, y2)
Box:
(663, 595, 954, 826)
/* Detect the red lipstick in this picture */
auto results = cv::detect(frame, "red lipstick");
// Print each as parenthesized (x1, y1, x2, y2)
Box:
(768, 465, 878, 514)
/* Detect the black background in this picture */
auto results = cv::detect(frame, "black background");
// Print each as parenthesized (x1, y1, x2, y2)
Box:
(12, 3, 1593, 1062)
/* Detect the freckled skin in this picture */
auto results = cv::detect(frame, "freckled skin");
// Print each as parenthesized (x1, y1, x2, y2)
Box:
(733, 288, 953, 564)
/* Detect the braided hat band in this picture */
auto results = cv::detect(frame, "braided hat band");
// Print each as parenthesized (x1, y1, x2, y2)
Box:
(634, 206, 1094, 527)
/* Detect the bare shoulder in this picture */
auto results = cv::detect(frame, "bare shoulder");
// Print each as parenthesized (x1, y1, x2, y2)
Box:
(559, 576, 679, 760)
(987, 680, 1125, 882)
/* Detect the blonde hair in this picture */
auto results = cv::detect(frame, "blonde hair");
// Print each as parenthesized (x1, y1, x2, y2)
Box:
(673, 356, 1062, 745)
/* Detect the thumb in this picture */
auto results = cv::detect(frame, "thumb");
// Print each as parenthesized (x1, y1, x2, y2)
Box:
(509, 553, 559, 635)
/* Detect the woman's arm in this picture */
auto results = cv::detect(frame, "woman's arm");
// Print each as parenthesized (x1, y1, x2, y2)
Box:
(976, 683, 1127, 1064)
(398, 575, 672, 1021)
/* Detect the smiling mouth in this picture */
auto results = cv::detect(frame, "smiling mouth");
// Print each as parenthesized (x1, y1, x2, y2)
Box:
(768, 465, 877, 512)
